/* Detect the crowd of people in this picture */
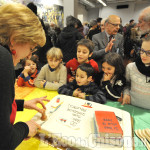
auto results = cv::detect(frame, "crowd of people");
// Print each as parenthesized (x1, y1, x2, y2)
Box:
(0, 2, 150, 149)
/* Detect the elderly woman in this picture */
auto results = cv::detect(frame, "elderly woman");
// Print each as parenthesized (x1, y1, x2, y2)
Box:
(0, 3, 48, 149)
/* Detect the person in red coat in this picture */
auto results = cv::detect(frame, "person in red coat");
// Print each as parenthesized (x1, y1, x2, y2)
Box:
(66, 39, 99, 82)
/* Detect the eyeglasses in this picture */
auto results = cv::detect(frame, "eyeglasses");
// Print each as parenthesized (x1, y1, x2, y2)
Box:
(138, 19, 145, 25)
(139, 48, 150, 57)
(108, 22, 120, 27)
(30, 46, 39, 53)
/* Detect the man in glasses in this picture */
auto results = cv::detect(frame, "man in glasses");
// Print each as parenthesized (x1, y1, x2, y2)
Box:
(92, 15, 124, 70)
(122, 6, 150, 108)
(138, 6, 150, 38)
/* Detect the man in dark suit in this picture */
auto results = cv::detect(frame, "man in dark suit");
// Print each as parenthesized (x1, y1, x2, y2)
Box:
(92, 15, 124, 69)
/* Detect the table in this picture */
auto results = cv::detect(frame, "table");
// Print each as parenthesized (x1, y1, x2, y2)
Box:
(15, 85, 150, 150)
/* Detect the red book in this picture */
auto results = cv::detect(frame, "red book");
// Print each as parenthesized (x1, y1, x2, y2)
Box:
(94, 111, 123, 138)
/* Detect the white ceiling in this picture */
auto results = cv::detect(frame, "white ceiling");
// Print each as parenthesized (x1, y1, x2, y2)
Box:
(105, 0, 148, 3)
(86, 0, 150, 7)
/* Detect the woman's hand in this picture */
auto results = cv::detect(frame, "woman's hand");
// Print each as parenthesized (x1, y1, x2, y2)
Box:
(122, 94, 131, 105)
(24, 96, 49, 114)
(25, 120, 41, 138)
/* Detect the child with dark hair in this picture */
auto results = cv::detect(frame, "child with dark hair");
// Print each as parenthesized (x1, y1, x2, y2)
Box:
(58, 63, 106, 104)
(95, 52, 126, 101)
(66, 39, 99, 82)
(17, 56, 39, 87)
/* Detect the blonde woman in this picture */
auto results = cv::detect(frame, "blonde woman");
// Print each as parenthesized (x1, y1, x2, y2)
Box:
(0, 3, 49, 149)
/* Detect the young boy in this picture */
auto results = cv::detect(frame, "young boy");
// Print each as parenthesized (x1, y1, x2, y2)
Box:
(34, 47, 67, 90)
(17, 56, 39, 87)
(66, 39, 99, 82)
(58, 63, 106, 104)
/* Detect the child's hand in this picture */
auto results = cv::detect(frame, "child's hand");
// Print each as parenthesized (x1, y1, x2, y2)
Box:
(24, 66, 31, 73)
(118, 93, 123, 102)
(122, 94, 131, 105)
(73, 88, 81, 97)
(69, 77, 75, 82)
(40, 80, 46, 88)
(78, 92, 85, 99)
(22, 66, 31, 77)
(103, 73, 113, 81)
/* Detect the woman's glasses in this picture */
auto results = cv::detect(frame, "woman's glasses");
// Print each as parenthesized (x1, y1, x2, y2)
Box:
(139, 48, 150, 57)
(30, 46, 39, 53)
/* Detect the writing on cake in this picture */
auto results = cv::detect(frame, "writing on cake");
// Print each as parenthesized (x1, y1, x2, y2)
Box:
(57, 104, 88, 130)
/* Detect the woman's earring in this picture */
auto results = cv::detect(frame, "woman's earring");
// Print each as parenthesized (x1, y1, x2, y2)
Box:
(11, 50, 16, 55)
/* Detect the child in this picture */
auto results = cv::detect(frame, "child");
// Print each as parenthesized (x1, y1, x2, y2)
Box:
(66, 39, 99, 82)
(95, 52, 126, 101)
(122, 37, 150, 109)
(58, 63, 106, 104)
(17, 56, 39, 87)
(34, 47, 67, 90)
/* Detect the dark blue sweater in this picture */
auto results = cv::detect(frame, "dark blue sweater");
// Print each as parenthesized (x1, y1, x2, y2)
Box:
(58, 80, 106, 104)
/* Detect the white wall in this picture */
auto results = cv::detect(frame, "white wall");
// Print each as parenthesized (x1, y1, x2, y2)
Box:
(86, 1, 150, 26)
(86, 7, 99, 22)
(19, 0, 150, 27)
(23, 0, 63, 6)
(133, 1, 150, 24)
(74, 0, 78, 18)
(100, 2, 135, 25)
(77, 3, 88, 23)
(40, 0, 63, 6)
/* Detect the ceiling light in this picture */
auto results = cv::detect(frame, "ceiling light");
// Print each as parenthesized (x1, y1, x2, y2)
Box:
(97, 0, 107, 6)
(79, 0, 95, 8)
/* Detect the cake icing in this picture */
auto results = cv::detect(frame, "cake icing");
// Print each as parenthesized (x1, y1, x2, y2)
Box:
(32, 95, 133, 150)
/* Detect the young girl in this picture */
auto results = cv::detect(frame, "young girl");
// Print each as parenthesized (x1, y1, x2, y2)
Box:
(34, 47, 67, 90)
(95, 52, 126, 101)
(17, 56, 39, 87)
(123, 37, 150, 109)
